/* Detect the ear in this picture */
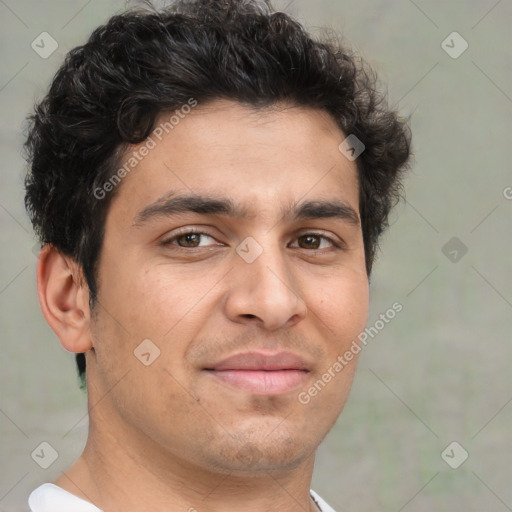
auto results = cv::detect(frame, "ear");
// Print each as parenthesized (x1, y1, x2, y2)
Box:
(36, 244, 93, 353)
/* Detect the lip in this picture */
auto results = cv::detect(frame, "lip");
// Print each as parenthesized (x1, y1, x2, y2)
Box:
(207, 351, 310, 371)
(204, 351, 310, 395)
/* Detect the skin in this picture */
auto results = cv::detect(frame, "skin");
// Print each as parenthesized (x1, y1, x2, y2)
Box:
(37, 100, 369, 512)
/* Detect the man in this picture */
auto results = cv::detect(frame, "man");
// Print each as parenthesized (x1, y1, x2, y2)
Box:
(24, 0, 411, 510)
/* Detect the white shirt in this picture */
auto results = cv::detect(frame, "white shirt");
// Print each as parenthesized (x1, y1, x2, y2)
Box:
(29, 483, 336, 511)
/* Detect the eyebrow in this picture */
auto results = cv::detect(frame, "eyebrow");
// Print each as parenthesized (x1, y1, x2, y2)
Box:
(133, 193, 360, 227)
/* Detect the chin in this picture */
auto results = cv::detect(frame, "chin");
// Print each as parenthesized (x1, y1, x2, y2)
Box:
(201, 431, 317, 474)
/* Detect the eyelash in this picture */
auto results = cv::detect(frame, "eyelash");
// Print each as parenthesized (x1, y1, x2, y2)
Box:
(161, 228, 341, 251)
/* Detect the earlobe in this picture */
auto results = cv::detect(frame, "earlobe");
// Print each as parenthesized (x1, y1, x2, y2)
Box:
(36, 245, 93, 354)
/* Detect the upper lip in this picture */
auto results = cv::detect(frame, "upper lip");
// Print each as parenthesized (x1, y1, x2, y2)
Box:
(205, 351, 311, 371)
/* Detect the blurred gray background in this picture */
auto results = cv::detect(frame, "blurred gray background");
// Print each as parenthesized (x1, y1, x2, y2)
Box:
(1, 1, 511, 510)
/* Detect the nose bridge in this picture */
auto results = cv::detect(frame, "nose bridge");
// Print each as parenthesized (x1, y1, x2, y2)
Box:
(225, 234, 308, 329)
(248, 241, 295, 297)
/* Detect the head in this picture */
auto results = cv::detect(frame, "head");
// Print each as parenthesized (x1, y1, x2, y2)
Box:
(25, 0, 410, 475)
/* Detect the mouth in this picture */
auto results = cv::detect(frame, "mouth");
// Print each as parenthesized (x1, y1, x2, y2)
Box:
(204, 351, 310, 395)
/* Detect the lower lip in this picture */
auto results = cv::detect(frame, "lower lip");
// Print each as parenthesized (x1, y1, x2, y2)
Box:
(207, 370, 308, 395)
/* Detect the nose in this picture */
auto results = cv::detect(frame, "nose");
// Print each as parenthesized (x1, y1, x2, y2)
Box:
(223, 241, 308, 331)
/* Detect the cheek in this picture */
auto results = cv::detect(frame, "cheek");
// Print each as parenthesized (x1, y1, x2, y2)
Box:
(313, 270, 369, 343)
(111, 266, 220, 379)
(108, 264, 203, 339)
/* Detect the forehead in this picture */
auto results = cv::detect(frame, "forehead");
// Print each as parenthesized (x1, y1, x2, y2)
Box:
(109, 100, 359, 223)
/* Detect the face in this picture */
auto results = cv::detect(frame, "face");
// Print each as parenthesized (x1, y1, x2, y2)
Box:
(88, 100, 369, 475)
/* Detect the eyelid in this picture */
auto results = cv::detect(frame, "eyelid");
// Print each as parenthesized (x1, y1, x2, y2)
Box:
(290, 231, 342, 249)
(161, 227, 344, 250)
(160, 227, 221, 247)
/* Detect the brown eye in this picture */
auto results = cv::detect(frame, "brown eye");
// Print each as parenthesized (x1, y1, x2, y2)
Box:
(162, 231, 218, 248)
(176, 233, 202, 247)
(298, 234, 321, 249)
(293, 233, 336, 250)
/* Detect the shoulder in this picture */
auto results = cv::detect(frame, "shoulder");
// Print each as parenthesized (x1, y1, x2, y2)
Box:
(28, 483, 103, 512)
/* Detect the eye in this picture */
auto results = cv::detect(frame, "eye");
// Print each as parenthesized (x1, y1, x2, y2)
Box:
(162, 230, 219, 248)
(290, 233, 338, 250)
(161, 230, 340, 251)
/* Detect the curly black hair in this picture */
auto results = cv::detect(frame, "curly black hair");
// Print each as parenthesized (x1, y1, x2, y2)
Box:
(24, 0, 411, 389)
